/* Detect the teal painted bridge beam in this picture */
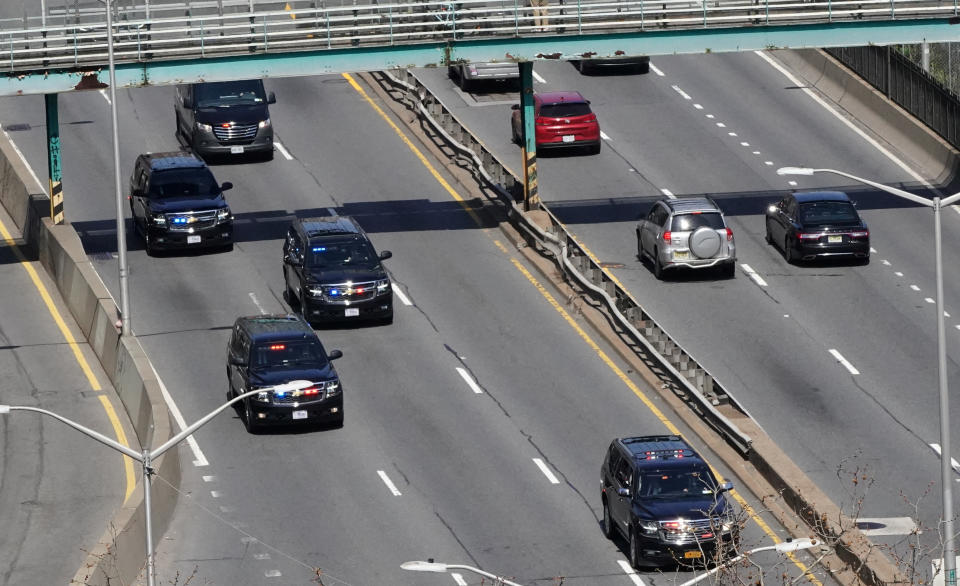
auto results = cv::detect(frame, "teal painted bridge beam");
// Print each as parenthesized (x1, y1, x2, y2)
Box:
(2, 18, 958, 97)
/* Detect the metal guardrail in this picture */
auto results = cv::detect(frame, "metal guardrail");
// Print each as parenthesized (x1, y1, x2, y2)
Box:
(1, 0, 957, 73)
(371, 68, 753, 455)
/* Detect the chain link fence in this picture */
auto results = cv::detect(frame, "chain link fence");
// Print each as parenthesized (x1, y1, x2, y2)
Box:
(895, 42, 960, 95)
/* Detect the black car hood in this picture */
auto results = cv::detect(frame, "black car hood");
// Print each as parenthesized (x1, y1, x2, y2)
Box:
(636, 495, 728, 520)
(196, 103, 269, 126)
(248, 365, 336, 387)
(306, 266, 385, 285)
(148, 193, 227, 213)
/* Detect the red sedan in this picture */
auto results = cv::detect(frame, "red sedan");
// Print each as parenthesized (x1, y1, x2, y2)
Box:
(511, 91, 601, 154)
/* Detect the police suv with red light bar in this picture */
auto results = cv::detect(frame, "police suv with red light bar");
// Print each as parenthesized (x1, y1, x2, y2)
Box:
(600, 435, 741, 568)
(227, 314, 344, 432)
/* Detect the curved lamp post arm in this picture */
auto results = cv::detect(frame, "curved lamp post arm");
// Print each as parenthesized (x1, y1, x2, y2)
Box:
(0, 404, 142, 461)
(402, 561, 524, 586)
(678, 538, 819, 586)
(776, 167, 936, 207)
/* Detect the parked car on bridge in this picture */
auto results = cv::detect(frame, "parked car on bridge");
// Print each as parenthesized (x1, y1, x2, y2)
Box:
(765, 191, 870, 264)
(574, 55, 650, 74)
(511, 91, 601, 154)
(448, 61, 519, 92)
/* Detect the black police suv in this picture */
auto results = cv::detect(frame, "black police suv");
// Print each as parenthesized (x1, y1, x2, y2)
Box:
(227, 314, 344, 432)
(175, 79, 276, 161)
(601, 435, 740, 568)
(282, 216, 394, 325)
(129, 151, 234, 256)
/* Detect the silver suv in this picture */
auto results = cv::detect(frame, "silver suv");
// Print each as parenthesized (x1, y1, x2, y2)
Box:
(636, 197, 736, 279)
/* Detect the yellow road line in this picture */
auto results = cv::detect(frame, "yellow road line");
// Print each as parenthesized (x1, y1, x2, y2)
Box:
(353, 74, 819, 583)
(0, 216, 135, 501)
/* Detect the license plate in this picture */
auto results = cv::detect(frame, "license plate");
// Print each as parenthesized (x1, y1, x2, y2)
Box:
(684, 551, 702, 559)
(562, 135, 575, 143)
(187, 235, 201, 244)
(345, 307, 360, 317)
(292, 410, 308, 420)
(230, 145, 245, 154)
(828, 235, 842, 243)
(673, 250, 689, 260)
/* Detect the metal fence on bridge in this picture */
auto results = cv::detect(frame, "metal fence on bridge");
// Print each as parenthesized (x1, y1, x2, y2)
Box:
(0, 0, 958, 73)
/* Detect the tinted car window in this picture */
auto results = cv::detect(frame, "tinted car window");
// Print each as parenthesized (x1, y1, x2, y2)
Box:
(306, 239, 378, 269)
(540, 103, 592, 118)
(639, 469, 714, 498)
(799, 201, 859, 224)
(670, 212, 724, 232)
(196, 81, 267, 108)
(148, 168, 219, 198)
(251, 340, 328, 369)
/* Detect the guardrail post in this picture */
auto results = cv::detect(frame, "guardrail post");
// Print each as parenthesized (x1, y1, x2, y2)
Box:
(45, 94, 64, 224)
(519, 61, 539, 211)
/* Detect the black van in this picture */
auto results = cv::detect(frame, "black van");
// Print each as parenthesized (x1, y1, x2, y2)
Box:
(174, 79, 276, 161)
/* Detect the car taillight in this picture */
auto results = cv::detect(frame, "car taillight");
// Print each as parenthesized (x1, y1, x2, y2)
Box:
(536, 117, 550, 126)
(584, 115, 597, 123)
(798, 233, 821, 240)
(663, 231, 672, 243)
(849, 230, 869, 238)
(725, 227, 733, 241)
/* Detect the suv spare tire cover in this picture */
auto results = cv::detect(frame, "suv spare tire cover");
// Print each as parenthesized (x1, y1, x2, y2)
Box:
(689, 226, 722, 259)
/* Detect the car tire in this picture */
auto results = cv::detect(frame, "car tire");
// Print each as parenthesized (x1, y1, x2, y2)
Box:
(636, 60, 651, 74)
(283, 283, 297, 309)
(242, 399, 261, 434)
(143, 229, 156, 257)
(629, 527, 642, 569)
(783, 236, 795, 264)
(636, 230, 643, 260)
(381, 311, 394, 326)
(602, 499, 614, 539)
(653, 250, 664, 280)
(764, 222, 774, 245)
(331, 413, 344, 429)
(459, 74, 472, 93)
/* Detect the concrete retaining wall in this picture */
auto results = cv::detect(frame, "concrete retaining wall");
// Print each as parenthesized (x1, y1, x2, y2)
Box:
(0, 133, 180, 584)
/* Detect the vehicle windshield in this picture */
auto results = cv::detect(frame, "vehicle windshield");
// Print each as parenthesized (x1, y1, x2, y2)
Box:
(251, 340, 327, 369)
(799, 201, 859, 225)
(539, 103, 592, 118)
(670, 212, 724, 232)
(147, 168, 219, 199)
(195, 81, 267, 108)
(638, 469, 717, 498)
(306, 239, 379, 269)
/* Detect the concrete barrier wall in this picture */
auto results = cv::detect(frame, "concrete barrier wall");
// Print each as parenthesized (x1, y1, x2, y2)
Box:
(0, 136, 181, 583)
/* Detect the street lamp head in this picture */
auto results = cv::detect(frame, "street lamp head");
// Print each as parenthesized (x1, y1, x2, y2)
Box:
(401, 561, 449, 573)
(775, 537, 819, 553)
(776, 166, 815, 176)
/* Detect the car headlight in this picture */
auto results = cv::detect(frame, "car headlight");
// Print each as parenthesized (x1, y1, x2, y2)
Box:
(639, 520, 658, 535)
(307, 285, 324, 298)
(217, 207, 232, 222)
(197, 122, 213, 132)
(258, 118, 271, 129)
(150, 214, 166, 226)
(376, 279, 390, 296)
(255, 391, 271, 402)
(323, 379, 341, 395)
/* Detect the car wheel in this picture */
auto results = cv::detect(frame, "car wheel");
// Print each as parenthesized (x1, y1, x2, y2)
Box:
(629, 528, 642, 569)
(242, 399, 261, 434)
(602, 499, 614, 539)
(783, 236, 795, 264)
(764, 221, 774, 245)
(175, 112, 182, 143)
(143, 229, 155, 257)
(636, 230, 643, 260)
(636, 60, 651, 74)
(458, 74, 472, 92)
(331, 412, 344, 429)
(381, 311, 394, 326)
(283, 283, 296, 308)
(299, 298, 313, 327)
(653, 250, 664, 280)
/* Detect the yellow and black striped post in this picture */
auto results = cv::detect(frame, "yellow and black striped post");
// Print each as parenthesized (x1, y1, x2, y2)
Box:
(45, 94, 64, 224)
(518, 62, 539, 211)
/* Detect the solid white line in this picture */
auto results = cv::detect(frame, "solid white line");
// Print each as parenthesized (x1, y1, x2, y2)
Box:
(616, 560, 647, 585)
(660, 188, 675, 199)
(740, 263, 768, 287)
(532, 70, 546, 84)
(248, 292, 267, 314)
(600, 130, 611, 141)
(152, 364, 209, 467)
(99, 89, 111, 105)
(829, 349, 860, 375)
(671, 85, 692, 100)
(451, 574, 468, 586)
(274, 141, 294, 160)
(756, 50, 934, 189)
(929, 444, 960, 473)
(533, 458, 561, 484)
(391, 283, 413, 306)
(377, 470, 403, 495)
(456, 367, 484, 394)
(2, 130, 44, 192)
(649, 63, 664, 76)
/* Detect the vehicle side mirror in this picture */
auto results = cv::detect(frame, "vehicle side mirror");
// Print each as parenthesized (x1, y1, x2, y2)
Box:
(718, 481, 733, 493)
(511, 104, 520, 111)
(616, 487, 630, 497)
(267, 92, 277, 104)
(379, 250, 392, 261)
(328, 349, 343, 361)
(221, 181, 233, 192)
(766, 204, 778, 215)
(229, 355, 247, 367)
(586, 99, 592, 104)
(182, 97, 193, 109)
(131, 188, 143, 198)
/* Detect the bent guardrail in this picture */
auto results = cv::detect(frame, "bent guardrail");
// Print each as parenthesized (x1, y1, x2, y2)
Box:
(372, 67, 753, 455)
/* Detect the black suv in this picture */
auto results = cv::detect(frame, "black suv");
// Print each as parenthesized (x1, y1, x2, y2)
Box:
(227, 314, 344, 432)
(601, 435, 740, 568)
(129, 151, 234, 255)
(282, 216, 393, 325)
(175, 79, 276, 160)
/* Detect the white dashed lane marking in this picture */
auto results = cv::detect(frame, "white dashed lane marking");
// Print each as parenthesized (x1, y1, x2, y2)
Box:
(911, 284, 921, 292)
(532, 70, 547, 83)
(617, 560, 647, 585)
(929, 444, 960, 474)
(152, 365, 209, 467)
(274, 141, 294, 160)
(600, 130, 611, 140)
(829, 349, 860, 375)
(391, 283, 413, 306)
(649, 63, 664, 76)
(265, 570, 282, 578)
(456, 367, 484, 394)
(452, 574, 468, 585)
(377, 470, 403, 496)
(248, 292, 267, 314)
(740, 263, 768, 287)
(671, 85, 692, 100)
(99, 89, 111, 104)
(532, 458, 561, 484)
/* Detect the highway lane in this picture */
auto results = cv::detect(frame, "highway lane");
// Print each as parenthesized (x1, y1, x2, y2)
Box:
(413, 52, 960, 557)
(0, 74, 833, 584)
(0, 191, 133, 583)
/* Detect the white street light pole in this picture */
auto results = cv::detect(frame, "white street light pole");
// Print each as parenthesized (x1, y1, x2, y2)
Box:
(677, 538, 819, 586)
(778, 165, 960, 586)
(0, 380, 312, 586)
(402, 560, 525, 585)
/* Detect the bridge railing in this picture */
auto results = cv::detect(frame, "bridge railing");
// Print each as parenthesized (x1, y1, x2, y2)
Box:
(0, 0, 957, 72)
